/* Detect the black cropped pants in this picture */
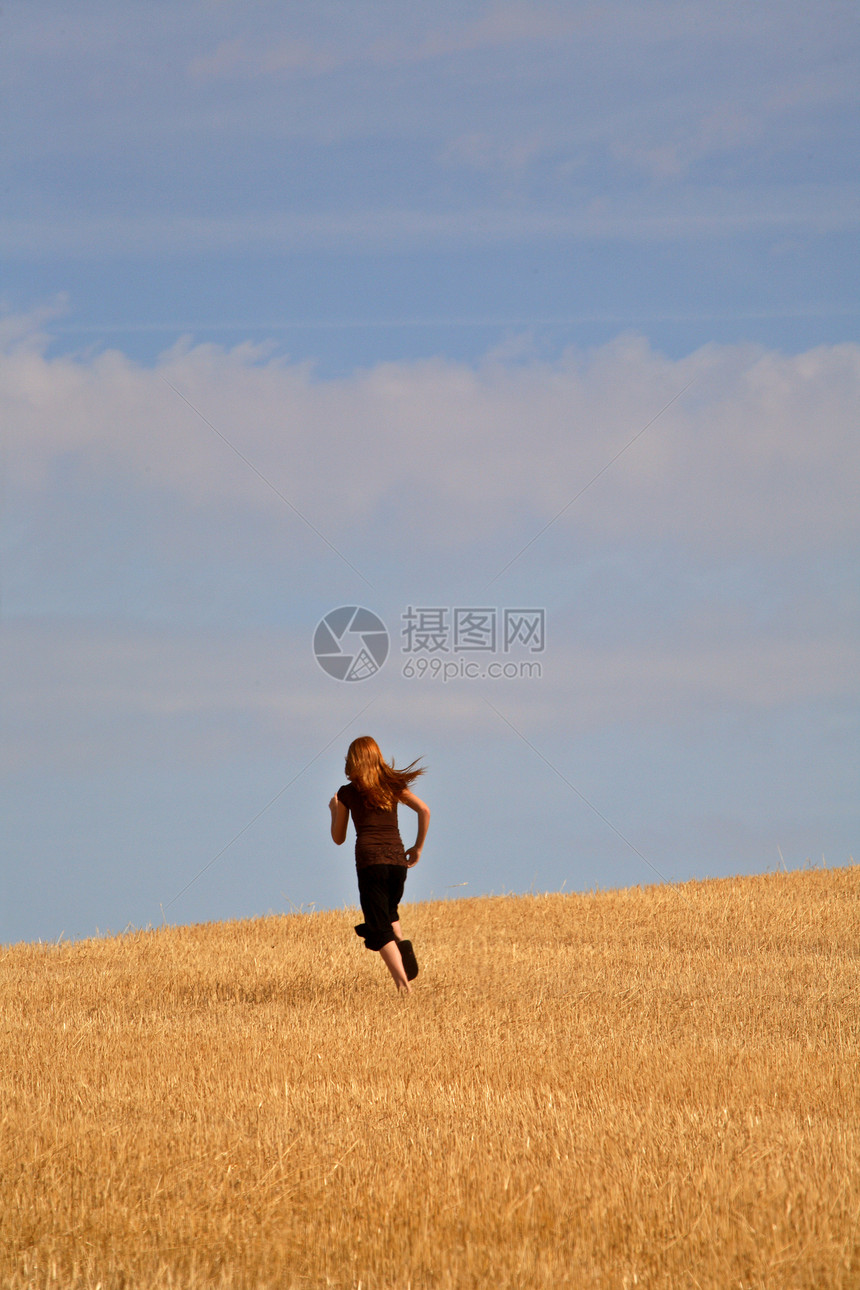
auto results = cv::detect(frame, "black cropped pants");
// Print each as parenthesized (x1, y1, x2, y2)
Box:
(354, 864, 407, 951)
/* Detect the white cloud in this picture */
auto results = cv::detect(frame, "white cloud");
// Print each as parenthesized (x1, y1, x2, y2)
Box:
(2, 315, 858, 779)
(438, 131, 550, 173)
(188, 36, 340, 81)
(3, 317, 858, 558)
(185, 4, 589, 83)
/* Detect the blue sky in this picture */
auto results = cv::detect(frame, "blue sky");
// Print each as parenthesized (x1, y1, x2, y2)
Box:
(2, 0, 858, 944)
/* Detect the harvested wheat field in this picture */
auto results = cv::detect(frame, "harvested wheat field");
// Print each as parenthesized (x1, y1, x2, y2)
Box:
(2, 866, 859, 1290)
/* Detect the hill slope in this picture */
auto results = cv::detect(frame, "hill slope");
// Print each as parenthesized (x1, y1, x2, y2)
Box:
(2, 867, 859, 1289)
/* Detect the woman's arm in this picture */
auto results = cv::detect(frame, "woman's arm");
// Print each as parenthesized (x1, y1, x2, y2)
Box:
(399, 789, 430, 867)
(329, 794, 349, 845)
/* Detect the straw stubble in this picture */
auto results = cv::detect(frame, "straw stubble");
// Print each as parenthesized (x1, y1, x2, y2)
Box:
(2, 867, 858, 1288)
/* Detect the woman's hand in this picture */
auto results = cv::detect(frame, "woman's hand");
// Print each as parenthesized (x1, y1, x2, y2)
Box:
(405, 846, 422, 868)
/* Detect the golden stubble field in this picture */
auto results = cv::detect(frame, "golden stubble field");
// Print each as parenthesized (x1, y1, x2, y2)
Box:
(2, 866, 859, 1289)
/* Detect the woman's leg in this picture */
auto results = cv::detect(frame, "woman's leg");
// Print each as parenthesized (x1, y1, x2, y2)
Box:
(379, 939, 410, 993)
(389, 870, 417, 981)
(388, 869, 407, 944)
(357, 867, 411, 993)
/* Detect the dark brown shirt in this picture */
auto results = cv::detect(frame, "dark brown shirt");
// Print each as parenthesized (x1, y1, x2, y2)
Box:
(337, 782, 407, 870)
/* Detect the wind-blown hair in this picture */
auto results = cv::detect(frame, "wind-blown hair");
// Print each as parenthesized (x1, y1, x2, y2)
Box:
(345, 736, 425, 811)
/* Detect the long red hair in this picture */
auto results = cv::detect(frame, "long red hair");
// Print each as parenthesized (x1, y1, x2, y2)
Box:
(345, 736, 424, 811)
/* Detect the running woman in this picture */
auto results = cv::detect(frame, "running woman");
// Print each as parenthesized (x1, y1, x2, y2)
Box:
(329, 735, 430, 994)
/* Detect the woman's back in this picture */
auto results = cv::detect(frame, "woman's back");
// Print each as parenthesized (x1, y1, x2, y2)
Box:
(337, 781, 407, 867)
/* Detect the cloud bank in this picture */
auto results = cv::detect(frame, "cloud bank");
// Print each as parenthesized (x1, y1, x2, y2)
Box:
(5, 311, 858, 555)
(3, 309, 858, 777)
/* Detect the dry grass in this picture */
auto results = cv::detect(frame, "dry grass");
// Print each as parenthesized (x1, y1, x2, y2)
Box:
(2, 866, 859, 1289)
